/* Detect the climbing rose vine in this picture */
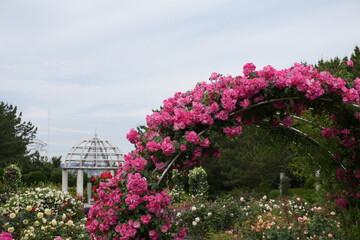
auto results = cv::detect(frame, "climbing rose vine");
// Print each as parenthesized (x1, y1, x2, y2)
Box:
(87, 63, 360, 239)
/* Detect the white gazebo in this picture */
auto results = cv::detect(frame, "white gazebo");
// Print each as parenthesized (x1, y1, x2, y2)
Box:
(62, 134, 124, 197)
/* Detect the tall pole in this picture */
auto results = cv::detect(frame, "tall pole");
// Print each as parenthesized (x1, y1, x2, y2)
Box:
(47, 105, 50, 161)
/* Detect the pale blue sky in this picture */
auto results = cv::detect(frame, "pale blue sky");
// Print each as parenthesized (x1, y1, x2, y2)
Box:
(0, 0, 359, 158)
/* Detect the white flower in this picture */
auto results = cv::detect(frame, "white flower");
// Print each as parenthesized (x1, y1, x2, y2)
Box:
(200, 204, 205, 208)
(7, 227, 14, 233)
(176, 212, 181, 217)
(240, 197, 245, 202)
(192, 221, 197, 226)
(191, 206, 196, 211)
(262, 195, 267, 200)
(23, 219, 29, 225)
(230, 213, 234, 217)
(9, 213, 16, 219)
(195, 217, 200, 222)
(37, 212, 44, 218)
(207, 212, 212, 217)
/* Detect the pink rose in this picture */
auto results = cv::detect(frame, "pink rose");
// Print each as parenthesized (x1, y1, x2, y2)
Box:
(347, 60, 354, 67)
(132, 221, 141, 229)
(180, 144, 187, 151)
(243, 63, 256, 76)
(126, 128, 141, 144)
(149, 230, 157, 237)
(141, 214, 152, 225)
(210, 72, 219, 80)
(160, 224, 169, 233)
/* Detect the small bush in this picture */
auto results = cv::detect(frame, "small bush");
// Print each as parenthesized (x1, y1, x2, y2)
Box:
(3, 164, 22, 194)
(188, 167, 209, 199)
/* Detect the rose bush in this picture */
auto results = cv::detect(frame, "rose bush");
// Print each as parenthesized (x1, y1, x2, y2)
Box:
(0, 187, 88, 240)
(88, 63, 359, 239)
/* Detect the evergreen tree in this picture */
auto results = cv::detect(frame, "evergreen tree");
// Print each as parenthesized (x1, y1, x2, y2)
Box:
(0, 102, 37, 168)
(316, 45, 360, 82)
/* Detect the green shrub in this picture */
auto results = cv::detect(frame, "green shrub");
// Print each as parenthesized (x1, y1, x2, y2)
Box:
(188, 166, 209, 199)
(3, 164, 22, 194)
(22, 171, 47, 185)
(168, 169, 187, 203)
(49, 171, 62, 184)
(269, 189, 280, 199)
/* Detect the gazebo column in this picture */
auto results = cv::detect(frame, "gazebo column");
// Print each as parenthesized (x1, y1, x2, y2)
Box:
(77, 170, 84, 196)
(62, 169, 68, 192)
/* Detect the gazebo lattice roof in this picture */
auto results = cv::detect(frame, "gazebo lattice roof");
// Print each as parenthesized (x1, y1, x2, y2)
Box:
(62, 134, 124, 171)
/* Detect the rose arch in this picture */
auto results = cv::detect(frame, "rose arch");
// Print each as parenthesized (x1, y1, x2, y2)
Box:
(87, 63, 360, 240)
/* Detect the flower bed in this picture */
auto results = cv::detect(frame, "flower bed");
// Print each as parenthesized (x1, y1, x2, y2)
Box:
(0, 187, 89, 240)
(173, 196, 342, 239)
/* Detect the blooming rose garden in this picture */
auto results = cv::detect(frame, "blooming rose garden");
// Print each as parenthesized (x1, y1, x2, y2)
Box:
(1, 62, 359, 239)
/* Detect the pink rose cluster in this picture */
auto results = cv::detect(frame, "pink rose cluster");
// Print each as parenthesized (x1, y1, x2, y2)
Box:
(88, 63, 359, 239)
(87, 169, 183, 240)
(0, 232, 12, 240)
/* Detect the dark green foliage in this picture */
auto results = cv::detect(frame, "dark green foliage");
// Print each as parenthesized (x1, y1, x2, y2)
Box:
(22, 171, 47, 184)
(316, 45, 360, 82)
(49, 169, 62, 184)
(0, 102, 37, 168)
(203, 125, 296, 194)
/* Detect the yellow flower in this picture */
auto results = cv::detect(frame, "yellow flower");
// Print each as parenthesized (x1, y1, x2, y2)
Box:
(9, 213, 16, 219)
(66, 220, 74, 226)
(45, 209, 51, 215)
(23, 219, 29, 225)
(51, 219, 57, 226)
(62, 214, 67, 220)
(34, 221, 40, 226)
(8, 227, 15, 233)
(37, 212, 44, 218)
(26, 206, 32, 211)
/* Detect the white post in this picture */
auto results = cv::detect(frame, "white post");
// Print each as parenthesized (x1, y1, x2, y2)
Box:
(76, 170, 84, 196)
(280, 172, 285, 197)
(62, 169, 68, 192)
(315, 170, 320, 191)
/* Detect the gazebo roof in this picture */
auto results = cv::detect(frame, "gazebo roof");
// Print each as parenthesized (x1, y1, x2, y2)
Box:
(62, 134, 124, 170)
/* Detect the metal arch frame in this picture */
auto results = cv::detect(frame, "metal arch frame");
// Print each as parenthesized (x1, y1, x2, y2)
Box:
(155, 98, 359, 185)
